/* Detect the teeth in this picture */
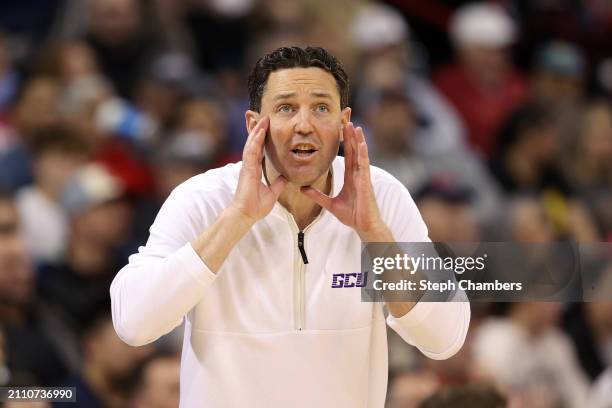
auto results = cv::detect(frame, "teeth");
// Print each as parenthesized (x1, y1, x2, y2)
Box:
(294, 144, 314, 151)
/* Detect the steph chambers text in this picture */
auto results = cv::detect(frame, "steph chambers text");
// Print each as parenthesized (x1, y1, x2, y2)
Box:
(372, 279, 523, 292)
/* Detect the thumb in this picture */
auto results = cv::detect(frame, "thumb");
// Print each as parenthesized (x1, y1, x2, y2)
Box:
(300, 186, 333, 211)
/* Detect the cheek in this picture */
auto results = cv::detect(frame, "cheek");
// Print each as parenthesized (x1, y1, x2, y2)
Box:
(319, 123, 342, 152)
(266, 122, 289, 151)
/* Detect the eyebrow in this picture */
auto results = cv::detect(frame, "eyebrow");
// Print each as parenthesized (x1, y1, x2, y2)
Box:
(311, 91, 333, 99)
(271, 91, 334, 102)
(272, 92, 297, 101)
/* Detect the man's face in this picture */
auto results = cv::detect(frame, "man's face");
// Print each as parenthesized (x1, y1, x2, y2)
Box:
(0, 199, 33, 305)
(135, 357, 181, 408)
(249, 67, 350, 186)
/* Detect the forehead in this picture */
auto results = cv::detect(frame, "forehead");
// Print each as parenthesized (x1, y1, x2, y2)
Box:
(263, 67, 340, 102)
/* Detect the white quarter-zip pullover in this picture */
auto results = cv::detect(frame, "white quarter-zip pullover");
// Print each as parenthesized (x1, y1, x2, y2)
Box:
(110, 157, 470, 408)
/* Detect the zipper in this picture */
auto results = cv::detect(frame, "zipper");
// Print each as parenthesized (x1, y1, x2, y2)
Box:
(288, 215, 322, 331)
(297, 231, 309, 264)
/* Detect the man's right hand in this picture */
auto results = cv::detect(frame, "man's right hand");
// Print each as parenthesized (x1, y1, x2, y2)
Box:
(230, 116, 287, 225)
(191, 116, 287, 273)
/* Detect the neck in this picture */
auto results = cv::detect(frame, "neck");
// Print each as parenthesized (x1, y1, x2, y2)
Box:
(264, 159, 332, 230)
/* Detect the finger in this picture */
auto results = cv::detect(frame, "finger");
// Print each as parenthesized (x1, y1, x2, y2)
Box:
(243, 128, 266, 170)
(343, 123, 357, 187)
(249, 116, 270, 140)
(343, 122, 356, 171)
(243, 116, 269, 155)
(300, 186, 334, 211)
(269, 175, 288, 200)
(355, 127, 371, 173)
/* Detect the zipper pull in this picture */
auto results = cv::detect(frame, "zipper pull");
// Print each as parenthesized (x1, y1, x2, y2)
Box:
(297, 231, 309, 264)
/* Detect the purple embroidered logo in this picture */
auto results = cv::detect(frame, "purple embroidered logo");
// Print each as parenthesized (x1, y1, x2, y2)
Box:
(331, 272, 368, 288)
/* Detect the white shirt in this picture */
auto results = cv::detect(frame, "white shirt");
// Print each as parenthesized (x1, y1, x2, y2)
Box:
(110, 157, 470, 408)
(473, 318, 590, 408)
(17, 186, 68, 262)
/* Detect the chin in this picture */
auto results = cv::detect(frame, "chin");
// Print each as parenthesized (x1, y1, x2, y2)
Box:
(270, 153, 332, 187)
(285, 173, 318, 187)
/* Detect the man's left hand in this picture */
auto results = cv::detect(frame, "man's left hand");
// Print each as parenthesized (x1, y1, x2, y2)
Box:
(301, 123, 393, 242)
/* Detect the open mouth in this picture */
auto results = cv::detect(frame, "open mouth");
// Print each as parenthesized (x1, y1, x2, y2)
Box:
(290, 143, 318, 159)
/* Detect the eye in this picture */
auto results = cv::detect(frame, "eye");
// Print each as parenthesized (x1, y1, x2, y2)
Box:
(315, 104, 329, 113)
(278, 105, 293, 113)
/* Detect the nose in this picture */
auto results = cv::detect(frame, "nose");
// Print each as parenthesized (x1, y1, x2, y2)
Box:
(293, 107, 315, 135)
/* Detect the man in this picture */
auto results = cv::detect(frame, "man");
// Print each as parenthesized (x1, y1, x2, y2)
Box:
(64, 303, 153, 408)
(39, 164, 130, 334)
(129, 351, 181, 408)
(0, 189, 69, 385)
(16, 125, 89, 263)
(434, 3, 527, 158)
(111, 46, 469, 407)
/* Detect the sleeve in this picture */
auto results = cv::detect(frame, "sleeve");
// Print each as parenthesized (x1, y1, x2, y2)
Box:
(110, 186, 217, 346)
(377, 179, 471, 360)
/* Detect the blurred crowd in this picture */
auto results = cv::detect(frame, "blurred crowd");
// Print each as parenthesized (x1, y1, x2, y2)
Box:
(0, 0, 611, 407)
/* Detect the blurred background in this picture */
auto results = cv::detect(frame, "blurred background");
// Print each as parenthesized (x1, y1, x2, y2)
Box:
(0, 0, 611, 407)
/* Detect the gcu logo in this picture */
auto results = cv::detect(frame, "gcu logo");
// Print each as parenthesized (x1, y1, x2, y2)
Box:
(331, 272, 368, 288)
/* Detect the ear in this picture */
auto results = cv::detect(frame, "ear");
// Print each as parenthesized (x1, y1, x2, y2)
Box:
(245, 110, 260, 134)
(340, 107, 352, 142)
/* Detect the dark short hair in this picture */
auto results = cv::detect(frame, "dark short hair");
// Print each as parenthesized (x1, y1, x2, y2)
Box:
(247, 46, 350, 112)
(28, 125, 90, 158)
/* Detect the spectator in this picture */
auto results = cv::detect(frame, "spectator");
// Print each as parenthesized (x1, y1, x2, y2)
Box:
(133, 52, 204, 130)
(16, 126, 89, 263)
(131, 96, 238, 244)
(362, 86, 502, 220)
(39, 39, 101, 86)
(504, 196, 555, 243)
(530, 41, 586, 148)
(129, 351, 181, 408)
(83, 0, 161, 98)
(155, 99, 233, 195)
(364, 87, 426, 191)
(12, 76, 63, 142)
(38, 164, 131, 335)
(419, 384, 506, 408)
(565, 100, 612, 192)
(387, 369, 439, 408)
(0, 189, 69, 386)
(0, 76, 63, 192)
(350, 2, 466, 156)
(563, 301, 612, 381)
(64, 302, 153, 408)
(415, 177, 480, 242)
(472, 302, 590, 407)
(490, 104, 568, 194)
(563, 265, 612, 381)
(434, 3, 527, 158)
